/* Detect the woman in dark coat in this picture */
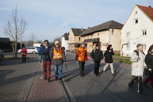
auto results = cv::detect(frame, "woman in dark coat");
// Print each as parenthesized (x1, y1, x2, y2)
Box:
(103, 45, 115, 75)
(143, 45, 153, 88)
(90, 44, 103, 76)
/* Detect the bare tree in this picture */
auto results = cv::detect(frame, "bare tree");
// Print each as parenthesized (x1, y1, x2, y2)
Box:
(4, 5, 27, 58)
(29, 33, 37, 46)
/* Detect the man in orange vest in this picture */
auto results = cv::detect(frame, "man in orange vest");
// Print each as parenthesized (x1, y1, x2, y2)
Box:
(76, 42, 88, 77)
(50, 41, 66, 82)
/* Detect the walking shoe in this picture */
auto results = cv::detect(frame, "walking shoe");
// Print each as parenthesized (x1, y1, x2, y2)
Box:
(139, 91, 147, 95)
(103, 71, 106, 73)
(128, 83, 135, 89)
(44, 77, 47, 80)
(55, 77, 58, 81)
(47, 79, 50, 82)
(112, 73, 115, 75)
(59, 78, 62, 83)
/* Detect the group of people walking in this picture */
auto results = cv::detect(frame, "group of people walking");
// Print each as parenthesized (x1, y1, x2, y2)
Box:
(129, 44, 153, 95)
(38, 39, 66, 82)
(76, 42, 115, 77)
(21, 39, 153, 96)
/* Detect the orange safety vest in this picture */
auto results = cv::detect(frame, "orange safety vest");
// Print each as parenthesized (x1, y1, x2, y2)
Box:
(53, 47, 63, 59)
(76, 47, 88, 62)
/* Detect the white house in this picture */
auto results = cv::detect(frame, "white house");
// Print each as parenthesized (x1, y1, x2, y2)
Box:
(121, 4, 153, 57)
(61, 33, 69, 50)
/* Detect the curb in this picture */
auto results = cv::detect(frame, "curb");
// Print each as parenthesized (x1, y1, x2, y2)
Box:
(24, 63, 39, 102)
(62, 78, 77, 102)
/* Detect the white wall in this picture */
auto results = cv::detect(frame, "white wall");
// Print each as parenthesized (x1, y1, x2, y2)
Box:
(121, 5, 153, 56)
(61, 37, 69, 50)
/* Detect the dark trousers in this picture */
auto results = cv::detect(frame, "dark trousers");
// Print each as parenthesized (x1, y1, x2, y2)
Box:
(144, 71, 153, 87)
(79, 61, 85, 75)
(94, 60, 100, 75)
(22, 55, 26, 62)
(43, 60, 51, 79)
(129, 76, 143, 92)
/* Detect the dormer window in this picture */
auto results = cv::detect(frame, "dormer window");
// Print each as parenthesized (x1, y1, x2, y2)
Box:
(134, 18, 138, 24)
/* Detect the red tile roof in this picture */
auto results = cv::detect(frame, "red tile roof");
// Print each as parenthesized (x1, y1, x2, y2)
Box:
(137, 5, 153, 21)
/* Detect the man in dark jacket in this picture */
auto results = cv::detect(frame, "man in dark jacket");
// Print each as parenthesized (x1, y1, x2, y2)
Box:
(50, 40, 66, 82)
(90, 44, 103, 76)
(103, 44, 115, 75)
(39, 39, 52, 82)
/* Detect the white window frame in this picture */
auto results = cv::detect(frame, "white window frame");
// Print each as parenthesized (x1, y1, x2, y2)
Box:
(127, 32, 130, 38)
(142, 30, 147, 36)
(134, 18, 138, 24)
(142, 44, 146, 51)
(127, 43, 130, 50)
(97, 33, 99, 38)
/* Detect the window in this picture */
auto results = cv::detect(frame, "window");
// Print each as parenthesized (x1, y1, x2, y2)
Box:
(143, 44, 146, 51)
(135, 11, 137, 15)
(127, 43, 130, 50)
(97, 33, 99, 38)
(134, 18, 138, 24)
(79, 37, 80, 41)
(127, 32, 130, 38)
(70, 37, 73, 41)
(87, 36, 89, 39)
(91, 35, 93, 38)
(112, 29, 114, 35)
(84, 36, 85, 40)
(142, 30, 147, 36)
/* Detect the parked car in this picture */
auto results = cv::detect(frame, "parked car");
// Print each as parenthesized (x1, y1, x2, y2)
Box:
(18, 47, 37, 54)
(26, 47, 37, 54)
(18, 49, 21, 53)
(0, 49, 4, 60)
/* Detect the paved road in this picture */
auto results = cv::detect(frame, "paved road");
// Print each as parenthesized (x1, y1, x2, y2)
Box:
(0, 53, 39, 102)
(63, 53, 152, 102)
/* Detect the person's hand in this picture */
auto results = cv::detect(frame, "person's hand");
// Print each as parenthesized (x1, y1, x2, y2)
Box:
(64, 62, 66, 65)
(109, 50, 111, 52)
(148, 68, 152, 71)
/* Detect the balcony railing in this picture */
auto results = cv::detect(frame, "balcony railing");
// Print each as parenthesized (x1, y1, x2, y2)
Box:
(84, 38, 100, 42)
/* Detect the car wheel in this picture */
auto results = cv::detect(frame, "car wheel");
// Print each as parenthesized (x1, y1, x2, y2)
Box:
(32, 51, 36, 54)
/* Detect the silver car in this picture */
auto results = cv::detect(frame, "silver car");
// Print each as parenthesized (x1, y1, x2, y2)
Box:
(0, 49, 4, 60)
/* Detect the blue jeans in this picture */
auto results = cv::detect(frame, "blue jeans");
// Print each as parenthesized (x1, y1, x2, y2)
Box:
(39, 56, 42, 63)
(54, 65, 63, 78)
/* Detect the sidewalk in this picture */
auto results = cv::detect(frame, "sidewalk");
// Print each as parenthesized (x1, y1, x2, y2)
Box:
(26, 64, 69, 102)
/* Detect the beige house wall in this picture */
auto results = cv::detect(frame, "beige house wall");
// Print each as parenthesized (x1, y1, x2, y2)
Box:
(69, 29, 75, 44)
(80, 29, 121, 53)
(110, 29, 121, 53)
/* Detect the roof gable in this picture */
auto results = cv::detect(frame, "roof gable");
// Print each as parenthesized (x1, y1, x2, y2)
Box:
(71, 28, 86, 36)
(137, 5, 153, 22)
(62, 33, 69, 40)
(81, 20, 123, 36)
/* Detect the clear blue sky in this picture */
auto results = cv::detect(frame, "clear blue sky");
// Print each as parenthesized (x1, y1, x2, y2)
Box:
(0, 0, 153, 42)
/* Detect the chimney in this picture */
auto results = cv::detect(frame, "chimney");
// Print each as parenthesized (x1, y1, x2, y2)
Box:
(149, 5, 152, 8)
(81, 28, 83, 31)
